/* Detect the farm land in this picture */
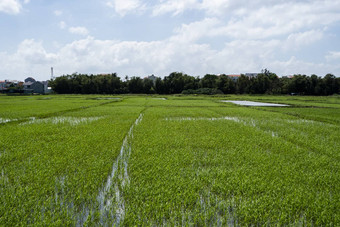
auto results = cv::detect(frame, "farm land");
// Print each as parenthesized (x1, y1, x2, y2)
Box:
(0, 95, 339, 225)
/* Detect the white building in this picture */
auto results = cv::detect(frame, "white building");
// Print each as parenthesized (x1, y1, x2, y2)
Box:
(245, 73, 259, 78)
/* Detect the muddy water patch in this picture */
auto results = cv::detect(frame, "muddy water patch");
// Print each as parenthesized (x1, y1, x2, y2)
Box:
(194, 191, 238, 226)
(46, 111, 143, 226)
(50, 175, 91, 226)
(0, 149, 6, 158)
(1, 169, 9, 184)
(287, 119, 317, 124)
(240, 118, 280, 138)
(222, 101, 289, 107)
(0, 149, 9, 185)
(21, 116, 103, 126)
(55, 176, 66, 206)
(165, 116, 241, 122)
(92, 97, 121, 100)
(0, 118, 17, 124)
(271, 131, 278, 137)
(96, 113, 143, 226)
(166, 116, 280, 138)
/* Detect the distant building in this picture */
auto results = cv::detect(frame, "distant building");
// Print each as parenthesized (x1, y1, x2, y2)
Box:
(24, 77, 36, 83)
(227, 74, 241, 81)
(0, 80, 6, 92)
(1, 77, 51, 94)
(0, 80, 21, 93)
(23, 77, 45, 94)
(145, 75, 158, 85)
(245, 73, 259, 78)
(24, 81, 44, 94)
(222, 73, 259, 81)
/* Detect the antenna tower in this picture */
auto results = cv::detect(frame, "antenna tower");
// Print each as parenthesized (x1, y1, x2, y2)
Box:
(51, 67, 54, 80)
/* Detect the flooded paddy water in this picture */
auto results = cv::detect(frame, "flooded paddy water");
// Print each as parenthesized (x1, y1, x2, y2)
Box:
(165, 116, 240, 122)
(96, 113, 143, 226)
(221, 100, 289, 107)
(0, 118, 17, 124)
(21, 116, 102, 126)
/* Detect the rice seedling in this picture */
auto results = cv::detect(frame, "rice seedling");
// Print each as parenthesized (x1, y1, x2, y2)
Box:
(0, 95, 339, 225)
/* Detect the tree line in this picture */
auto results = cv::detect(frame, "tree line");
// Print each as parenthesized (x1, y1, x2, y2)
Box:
(49, 70, 340, 95)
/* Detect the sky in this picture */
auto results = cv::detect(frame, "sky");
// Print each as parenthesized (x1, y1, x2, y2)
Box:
(1, 0, 340, 81)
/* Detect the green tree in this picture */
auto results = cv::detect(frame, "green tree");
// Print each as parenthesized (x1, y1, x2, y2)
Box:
(50, 76, 71, 94)
(143, 78, 155, 94)
(128, 77, 144, 93)
(236, 74, 250, 94)
(163, 72, 191, 94)
(323, 73, 338, 95)
(216, 74, 236, 94)
(155, 77, 165, 94)
(288, 74, 310, 95)
(200, 74, 218, 88)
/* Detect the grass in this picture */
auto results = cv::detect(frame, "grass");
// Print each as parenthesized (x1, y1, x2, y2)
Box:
(0, 94, 339, 225)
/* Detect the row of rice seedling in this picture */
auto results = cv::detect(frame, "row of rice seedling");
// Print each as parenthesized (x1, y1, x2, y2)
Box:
(210, 104, 340, 159)
(0, 95, 121, 121)
(263, 106, 340, 125)
(0, 97, 144, 225)
(122, 98, 339, 225)
(1, 95, 339, 225)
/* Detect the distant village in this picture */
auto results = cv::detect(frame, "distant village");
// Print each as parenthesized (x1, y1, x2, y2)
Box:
(0, 73, 259, 95)
(0, 77, 52, 94)
(144, 73, 259, 83)
(2, 71, 338, 95)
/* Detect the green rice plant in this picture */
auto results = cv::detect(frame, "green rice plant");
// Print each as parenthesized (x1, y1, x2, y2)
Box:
(0, 95, 339, 225)
(0, 95, 122, 121)
(0, 98, 144, 225)
(123, 99, 339, 226)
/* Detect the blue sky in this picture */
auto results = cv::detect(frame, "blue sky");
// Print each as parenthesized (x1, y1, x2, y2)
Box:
(1, 0, 340, 81)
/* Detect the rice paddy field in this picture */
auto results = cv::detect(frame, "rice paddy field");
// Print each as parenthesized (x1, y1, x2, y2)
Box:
(1, 94, 339, 226)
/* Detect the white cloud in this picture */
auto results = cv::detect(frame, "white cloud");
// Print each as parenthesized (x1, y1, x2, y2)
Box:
(326, 51, 340, 61)
(151, 0, 306, 16)
(0, 32, 284, 79)
(23, 0, 30, 4)
(0, 39, 57, 80)
(59, 21, 66, 29)
(0, 0, 22, 14)
(149, 0, 340, 44)
(1, 0, 340, 80)
(54, 10, 63, 16)
(16, 39, 57, 64)
(106, 0, 144, 16)
(54, 36, 216, 76)
(0, 30, 339, 82)
(207, 1, 340, 40)
(206, 39, 282, 74)
(171, 18, 221, 43)
(284, 30, 324, 50)
(270, 56, 332, 76)
(200, 0, 231, 15)
(152, 0, 199, 16)
(68, 26, 89, 36)
(58, 22, 89, 36)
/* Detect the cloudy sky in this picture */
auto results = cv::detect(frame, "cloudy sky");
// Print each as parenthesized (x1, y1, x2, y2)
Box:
(1, 0, 340, 81)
